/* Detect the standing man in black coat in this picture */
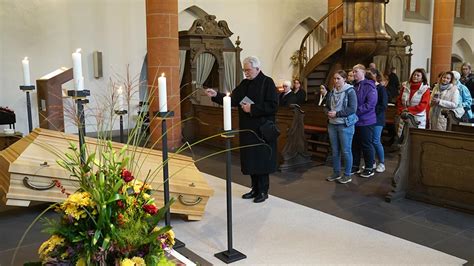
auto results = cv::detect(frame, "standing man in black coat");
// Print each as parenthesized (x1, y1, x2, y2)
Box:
(205, 56, 278, 203)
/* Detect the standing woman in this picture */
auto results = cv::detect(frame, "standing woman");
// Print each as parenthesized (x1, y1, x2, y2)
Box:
(396, 68, 431, 134)
(325, 70, 358, 183)
(429, 71, 464, 131)
(368, 68, 388, 173)
(292, 78, 307, 105)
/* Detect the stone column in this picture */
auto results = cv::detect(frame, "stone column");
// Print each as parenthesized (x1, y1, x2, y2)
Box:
(146, 0, 181, 150)
(430, 0, 455, 83)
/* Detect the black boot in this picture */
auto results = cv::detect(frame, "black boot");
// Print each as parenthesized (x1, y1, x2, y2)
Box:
(253, 192, 268, 203)
(242, 190, 258, 199)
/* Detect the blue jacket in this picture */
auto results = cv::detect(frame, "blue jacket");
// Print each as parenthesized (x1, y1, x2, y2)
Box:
(456, 80, 473, 119)
(354, 79, 377, 126)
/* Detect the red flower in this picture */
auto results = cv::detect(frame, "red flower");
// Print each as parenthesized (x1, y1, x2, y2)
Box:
(143, 204, 158, 215)
(117, 200, 125, 209)
(121, 169, 134, 182)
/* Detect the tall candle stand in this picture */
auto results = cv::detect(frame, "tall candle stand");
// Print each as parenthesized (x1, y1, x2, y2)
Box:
(156, 111, 185, 249)
(114, 110, 127, 143)
(214, 131, 247, 264)
(67, 90, 90, 165)
(20, 85, 35, 133)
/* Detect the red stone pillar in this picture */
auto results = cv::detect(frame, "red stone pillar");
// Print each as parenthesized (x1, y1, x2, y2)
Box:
(430, 0, 455, 83)
(146, 0, 181, 150)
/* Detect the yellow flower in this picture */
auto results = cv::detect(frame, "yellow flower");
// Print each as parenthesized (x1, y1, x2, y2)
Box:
(61, 192, 96, 220)
(38, 235, 65, 260)
(121, 258, 135, 266)
(76, 258, 86, 266)
(131, 256, 146, 266)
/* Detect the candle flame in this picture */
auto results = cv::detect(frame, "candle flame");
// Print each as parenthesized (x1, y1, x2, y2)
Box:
(23, 57, 28, 60)
(226, 93, 230, 97)
(75, 48, 81, 53)
(161, 73, 165, 77)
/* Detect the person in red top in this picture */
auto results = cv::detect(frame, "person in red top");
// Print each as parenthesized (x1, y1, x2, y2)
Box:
(396, 68, 431, 134)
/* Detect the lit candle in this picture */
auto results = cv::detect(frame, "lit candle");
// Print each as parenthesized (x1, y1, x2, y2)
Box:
(72, 48, 84, 91)
(22, 57, 31, 86)
(117, 86, 124, 111)
(158, 73, 167, 112)
(223, 93, 232, 131)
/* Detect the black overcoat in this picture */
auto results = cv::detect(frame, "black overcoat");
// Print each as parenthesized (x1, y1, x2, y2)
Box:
(212, 71, 278, 175)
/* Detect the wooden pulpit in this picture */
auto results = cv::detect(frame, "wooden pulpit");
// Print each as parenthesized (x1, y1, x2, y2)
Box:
(36, 67, 73, 131)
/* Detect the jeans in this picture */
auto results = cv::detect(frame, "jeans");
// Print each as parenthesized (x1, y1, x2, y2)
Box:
(328, 123, 355, 176)
(373, 125, 385, 164)
(352, 125, 375, 169)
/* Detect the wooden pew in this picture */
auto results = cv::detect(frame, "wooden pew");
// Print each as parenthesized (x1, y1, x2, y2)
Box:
(386, 126, 474, 213)
(451, 123, 474, 134)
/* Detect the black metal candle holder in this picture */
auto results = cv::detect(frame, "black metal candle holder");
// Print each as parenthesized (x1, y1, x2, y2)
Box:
(214, 131, 247, 264)
(155, 111, 185, 249)
(114, 110, 128, 143)
(67, 90, 90, 164)
(20, 85, 36, 133)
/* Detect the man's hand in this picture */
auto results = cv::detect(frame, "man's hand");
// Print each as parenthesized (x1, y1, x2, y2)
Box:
(241, 102, 251, 113)
(205, 88, 217, 97)
(328, 110, 336, 118)
(431, 98, 440, 105)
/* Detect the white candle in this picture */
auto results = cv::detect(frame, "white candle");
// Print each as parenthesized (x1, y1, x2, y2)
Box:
(223, 93, 232, 131)
(72, 48, 84, 90)
(22, 57, 31, 86)
(117, 86, 124, 111)
(158, 73, 167, 112)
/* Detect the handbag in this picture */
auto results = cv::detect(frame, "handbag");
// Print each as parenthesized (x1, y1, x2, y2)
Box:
(259, 120, 280, 143)
(344, 113, 359, 127)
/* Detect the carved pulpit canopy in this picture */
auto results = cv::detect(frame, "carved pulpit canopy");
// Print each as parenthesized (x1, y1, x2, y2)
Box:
(389, 31, 412, 48)
(185, 15, 233, 37)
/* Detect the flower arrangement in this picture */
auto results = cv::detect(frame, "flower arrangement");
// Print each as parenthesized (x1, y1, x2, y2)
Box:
(37, 141, 175, 265)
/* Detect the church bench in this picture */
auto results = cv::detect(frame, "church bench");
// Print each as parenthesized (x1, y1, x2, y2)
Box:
(386, 127, 474, 214)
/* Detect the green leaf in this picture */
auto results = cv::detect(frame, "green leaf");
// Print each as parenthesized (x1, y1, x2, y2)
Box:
(92, 230, 101, 246)
(106, 193, 125, 204)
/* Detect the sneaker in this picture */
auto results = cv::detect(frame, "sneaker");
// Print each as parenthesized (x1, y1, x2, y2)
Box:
(360, 168, 375, 178)
(376, 163, 385, 173)
(350, 167, 360, 175)
(326, 173, 341, 182)
(337, 174, 352, 184)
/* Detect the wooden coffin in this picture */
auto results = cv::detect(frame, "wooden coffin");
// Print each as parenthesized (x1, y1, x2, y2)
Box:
(0, 128, 214, 221)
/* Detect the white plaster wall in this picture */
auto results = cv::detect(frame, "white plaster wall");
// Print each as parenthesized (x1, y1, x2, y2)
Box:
(0, 0, 146, 134)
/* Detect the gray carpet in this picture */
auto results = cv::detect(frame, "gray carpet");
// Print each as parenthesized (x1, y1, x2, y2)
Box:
(171, 173, 466, 265)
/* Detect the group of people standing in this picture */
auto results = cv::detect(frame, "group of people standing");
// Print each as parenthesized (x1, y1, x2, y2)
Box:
(396, 63, 473, 133)
(325, 64, 388, 184)
(326, 62, 474, 185)
(205, 55, 474, 203)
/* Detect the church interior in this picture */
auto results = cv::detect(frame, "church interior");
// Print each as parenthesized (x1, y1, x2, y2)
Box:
(1, 0, 474, 265)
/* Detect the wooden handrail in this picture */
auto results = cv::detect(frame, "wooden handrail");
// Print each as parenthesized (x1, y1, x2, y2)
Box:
(298, 3, 343, 78)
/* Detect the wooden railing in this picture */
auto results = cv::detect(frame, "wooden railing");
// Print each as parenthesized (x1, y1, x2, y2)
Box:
(298, 3, 343, 77)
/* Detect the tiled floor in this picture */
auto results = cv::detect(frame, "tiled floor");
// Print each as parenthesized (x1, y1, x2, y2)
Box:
(189, 144, 474, 265)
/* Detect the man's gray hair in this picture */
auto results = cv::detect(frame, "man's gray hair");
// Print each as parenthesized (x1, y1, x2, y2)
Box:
(243, 56, 261, 69)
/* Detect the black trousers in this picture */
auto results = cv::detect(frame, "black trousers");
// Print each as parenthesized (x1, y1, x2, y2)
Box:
(250, 174, 269, 194)
(352, 125, 375, 169)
